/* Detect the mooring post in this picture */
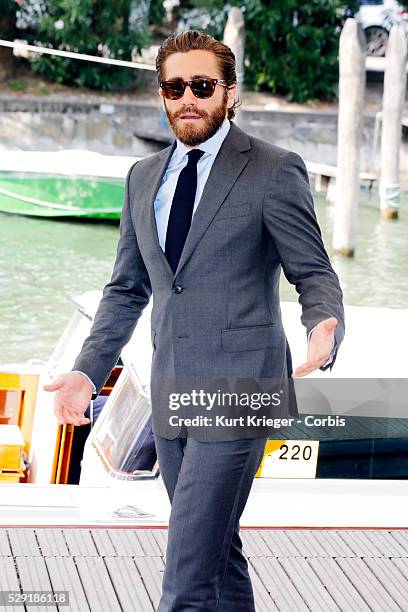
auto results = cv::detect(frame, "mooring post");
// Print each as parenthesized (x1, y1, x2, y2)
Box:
(332, 19, 366, 257)
(223, 7, 245, 126)
(379, 24, 407, 220)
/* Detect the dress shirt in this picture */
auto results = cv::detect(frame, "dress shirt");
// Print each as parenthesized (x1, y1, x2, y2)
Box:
(154, 117, 231, 250)
(75, 117, 334, 393)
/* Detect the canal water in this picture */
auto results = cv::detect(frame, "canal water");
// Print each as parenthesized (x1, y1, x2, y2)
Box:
(0, 187, 407, 364)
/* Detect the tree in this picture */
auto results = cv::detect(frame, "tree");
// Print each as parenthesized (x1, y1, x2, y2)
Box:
(20, 0, 152, 91)
(0, 0, 21, 81)
(178, 1, 358, 103)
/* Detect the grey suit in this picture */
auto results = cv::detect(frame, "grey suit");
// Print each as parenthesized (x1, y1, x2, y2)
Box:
(73, 120, 344, 437)
(73, 120, 344, 611)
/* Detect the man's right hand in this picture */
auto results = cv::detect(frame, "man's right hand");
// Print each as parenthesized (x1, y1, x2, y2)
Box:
(43, 372, 92, 426)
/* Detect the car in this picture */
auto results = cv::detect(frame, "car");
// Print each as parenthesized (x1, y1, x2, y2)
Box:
(355, 0, 408, 56)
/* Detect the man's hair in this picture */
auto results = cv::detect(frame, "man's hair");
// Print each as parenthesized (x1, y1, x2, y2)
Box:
(156, 30, 240, 121)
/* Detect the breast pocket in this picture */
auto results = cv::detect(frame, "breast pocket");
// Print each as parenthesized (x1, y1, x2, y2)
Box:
(213, 202, 251, 221)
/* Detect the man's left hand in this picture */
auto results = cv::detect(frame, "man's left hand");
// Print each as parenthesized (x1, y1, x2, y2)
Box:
(292, 317, 338, 377)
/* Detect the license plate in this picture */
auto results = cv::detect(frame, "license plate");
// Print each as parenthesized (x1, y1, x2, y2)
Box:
(255, 440, 319, 478)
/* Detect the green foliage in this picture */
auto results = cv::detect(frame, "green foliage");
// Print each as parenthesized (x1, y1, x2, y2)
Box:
(9, 77, 28, 91)
(0, 0, 19, 38)
(21, 0, 151, 91)
(149, 0, 166, 25)
(178, 0, 359, 103)
(0, 0, 19, 20)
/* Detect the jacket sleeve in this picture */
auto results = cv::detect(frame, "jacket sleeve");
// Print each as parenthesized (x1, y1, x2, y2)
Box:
(262, 151, 345, 369)
(72, 161, 152, 392)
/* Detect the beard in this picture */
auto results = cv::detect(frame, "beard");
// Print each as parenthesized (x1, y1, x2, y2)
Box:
(164, 90, 228, 147)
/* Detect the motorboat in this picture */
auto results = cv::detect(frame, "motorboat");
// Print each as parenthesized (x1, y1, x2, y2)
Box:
(1, 294, 407, 528)
(0, 150, 141, 220)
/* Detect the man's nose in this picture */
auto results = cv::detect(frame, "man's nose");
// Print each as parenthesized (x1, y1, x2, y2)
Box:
(181, 83, 197, 103)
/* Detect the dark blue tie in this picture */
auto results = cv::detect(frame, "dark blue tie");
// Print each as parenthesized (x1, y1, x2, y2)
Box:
(165, 148, 205, 274)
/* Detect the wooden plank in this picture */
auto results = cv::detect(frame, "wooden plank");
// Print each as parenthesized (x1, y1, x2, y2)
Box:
(134, 555, 165, 611)
(256, 530, 302, 557)
(241, 530, 271, 557)
(284, 530, 330, 558)
(247, 561, 279, 611)
(303, 529, 356, 558)
(14, 557, 57, 611)
(337, 531, 385, 558)
(74, 556, 122, 611)
(8, 528, 40, 557)
(135, 529, 163, 557)
(151, 529, 168, 556)
(308, 557, 371, 612)
(44, 556, 90, 612)
(107, 528, 145, 557)
(104, 557, 155, 611)
(364, 530, 408, 558)
(390, 531, 408, 555)
(278, 557, 341, 611)
(62, 528, 99, 556)
(336, 557, 401, 611)
(35, 529, 69, 557)
(0, 557, 21, 612)
(249, 557, 309, 612)
(0, 530, 11, 556)
(90, 529, 117, 557)
(365, 557, 408, 610)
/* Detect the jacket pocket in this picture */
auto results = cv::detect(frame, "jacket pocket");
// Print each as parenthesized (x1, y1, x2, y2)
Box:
(214, 203, 251, 220)
(221, 324, 280, 352)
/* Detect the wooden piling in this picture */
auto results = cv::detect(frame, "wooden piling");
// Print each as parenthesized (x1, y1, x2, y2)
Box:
(379, 25, 407, 220)
(223, 7, 245, 126)
(332, 19, 366, 257)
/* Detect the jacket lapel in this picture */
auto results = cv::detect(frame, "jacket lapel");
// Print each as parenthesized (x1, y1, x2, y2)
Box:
(174, 122, 251, 277)
(145, 121, 251, 280)
(146, 141, 176, 279)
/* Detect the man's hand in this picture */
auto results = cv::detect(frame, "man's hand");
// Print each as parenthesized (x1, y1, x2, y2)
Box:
(43, 372, 92, 426)
(293, 317, 338, 378)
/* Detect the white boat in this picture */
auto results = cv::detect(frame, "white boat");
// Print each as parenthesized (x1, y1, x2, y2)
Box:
(1, 294, 407, 528)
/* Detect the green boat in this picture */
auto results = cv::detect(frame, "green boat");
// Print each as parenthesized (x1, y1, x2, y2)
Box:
(0, 150, 143, 220)
(0, 172, 125, 220)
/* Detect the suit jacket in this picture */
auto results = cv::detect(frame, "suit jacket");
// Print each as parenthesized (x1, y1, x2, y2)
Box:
(73, 121, 345, 439)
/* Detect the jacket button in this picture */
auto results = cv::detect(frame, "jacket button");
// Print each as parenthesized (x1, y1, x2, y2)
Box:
(173, 285, 183, 294)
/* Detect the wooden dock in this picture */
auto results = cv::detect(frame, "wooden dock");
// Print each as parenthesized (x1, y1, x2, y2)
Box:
(0, 528, 407, 611)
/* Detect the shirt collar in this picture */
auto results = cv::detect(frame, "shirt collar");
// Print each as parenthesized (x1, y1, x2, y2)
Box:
(174, 118, 231, 162)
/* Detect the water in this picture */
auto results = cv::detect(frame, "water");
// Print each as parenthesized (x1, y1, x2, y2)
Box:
(0, 188, 407, 364)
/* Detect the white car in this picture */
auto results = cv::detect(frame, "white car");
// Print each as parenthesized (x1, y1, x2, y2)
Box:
(355, 0, 408, 55)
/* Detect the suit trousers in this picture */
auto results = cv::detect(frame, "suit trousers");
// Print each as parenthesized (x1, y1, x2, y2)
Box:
(154, 433, 268, 612)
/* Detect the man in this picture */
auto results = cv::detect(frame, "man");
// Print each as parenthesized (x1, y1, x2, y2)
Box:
(44, 30, 344, 611)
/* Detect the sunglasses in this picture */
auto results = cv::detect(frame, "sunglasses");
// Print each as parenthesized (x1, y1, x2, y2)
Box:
(160, 78, 229, 100)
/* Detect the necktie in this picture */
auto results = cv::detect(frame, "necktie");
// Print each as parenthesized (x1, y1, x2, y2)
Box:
(165, 148, 205, 274)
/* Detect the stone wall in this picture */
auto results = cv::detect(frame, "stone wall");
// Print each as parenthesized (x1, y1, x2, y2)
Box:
(1, 95, 407, 179)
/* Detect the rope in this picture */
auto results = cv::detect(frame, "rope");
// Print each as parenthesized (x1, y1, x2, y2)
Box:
(0, 39, 156, 71)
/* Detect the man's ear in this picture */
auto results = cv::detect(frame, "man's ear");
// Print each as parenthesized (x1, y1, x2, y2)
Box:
(227, 84, 237, 110)
(158, 87, 166, 112)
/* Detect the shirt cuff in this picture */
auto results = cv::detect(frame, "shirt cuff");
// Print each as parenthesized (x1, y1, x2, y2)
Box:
(308, 325, 336, 368)
(72, 370, 97, 394)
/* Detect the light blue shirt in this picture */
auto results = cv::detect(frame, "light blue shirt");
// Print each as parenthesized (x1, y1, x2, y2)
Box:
(154, 117, 231, 251)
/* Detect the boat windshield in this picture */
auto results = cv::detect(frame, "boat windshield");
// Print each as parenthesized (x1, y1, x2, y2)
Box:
(92, 372, 158, 480)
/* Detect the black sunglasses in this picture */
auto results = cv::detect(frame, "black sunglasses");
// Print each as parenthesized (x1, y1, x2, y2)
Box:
(160, 78, 229, 100)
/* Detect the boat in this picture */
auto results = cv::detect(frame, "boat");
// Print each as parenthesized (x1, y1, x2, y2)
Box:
(1, 293, 407, 529)
(0, 150, 141, 219)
